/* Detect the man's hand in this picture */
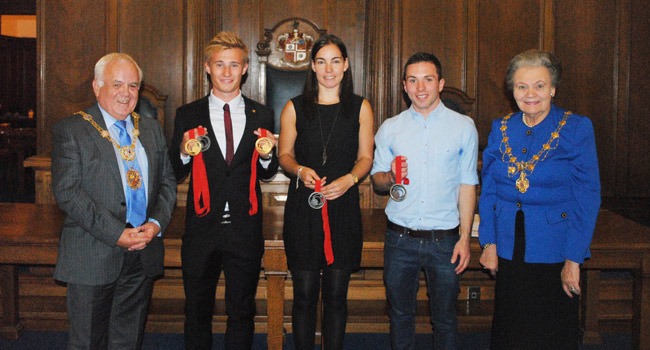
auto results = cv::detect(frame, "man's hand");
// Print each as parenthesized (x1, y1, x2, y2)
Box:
(180, 126, 209, 156)
(254, 128, 277, 160)
(451, 235, 471, 274)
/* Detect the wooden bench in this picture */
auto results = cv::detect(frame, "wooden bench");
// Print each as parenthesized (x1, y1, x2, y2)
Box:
(1, 203, 649, 349)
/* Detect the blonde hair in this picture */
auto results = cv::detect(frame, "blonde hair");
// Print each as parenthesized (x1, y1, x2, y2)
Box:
(204, 31, 249, 64)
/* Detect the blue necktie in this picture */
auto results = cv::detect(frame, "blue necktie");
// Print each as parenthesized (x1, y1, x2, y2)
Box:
(114, 120, 147, 226)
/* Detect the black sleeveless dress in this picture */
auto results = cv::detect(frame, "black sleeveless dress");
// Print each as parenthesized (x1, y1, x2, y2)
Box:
(283, 94, 364, 271)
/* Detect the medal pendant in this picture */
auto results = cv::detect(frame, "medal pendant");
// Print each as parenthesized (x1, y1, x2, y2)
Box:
(255, 137, 274, 155)
(516, 172, 529, 193)
(126, 168, 142, 190)
(184, 138, 203, 156)
(197, 135, 211, 152)
(308, 191, 325, 209)
(120, 146, 135, 162)
(389, 184, 407, 202)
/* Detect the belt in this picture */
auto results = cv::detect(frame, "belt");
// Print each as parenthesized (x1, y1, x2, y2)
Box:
(220, 211, 231, 225)
(387, 221, 459, 240)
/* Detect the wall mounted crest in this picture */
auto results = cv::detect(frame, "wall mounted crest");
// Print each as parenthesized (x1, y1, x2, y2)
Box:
(256, 18, 326, 70)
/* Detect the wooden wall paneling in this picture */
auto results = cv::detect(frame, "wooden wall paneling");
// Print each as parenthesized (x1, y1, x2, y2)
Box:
(364, 0, 395, 129)
(475, 0, 540, 148)
(554, 0, 618, 198)
(186, 1, 219, 102)
(220, 0, 263, 102)
(400, 0, 467, 95)
(116, 0, 185, 141)
(626, 0, 650, 197)
(37, 0, 105, 155)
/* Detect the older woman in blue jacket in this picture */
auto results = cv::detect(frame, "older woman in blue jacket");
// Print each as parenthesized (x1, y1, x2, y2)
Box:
(478, 49, 601, 350)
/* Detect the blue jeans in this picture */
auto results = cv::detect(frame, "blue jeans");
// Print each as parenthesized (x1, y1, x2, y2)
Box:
(384, 228, 460, 350)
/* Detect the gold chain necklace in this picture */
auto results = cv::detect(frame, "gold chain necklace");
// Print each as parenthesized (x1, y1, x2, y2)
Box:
(499, 110, 570, 193)
(77, 111, 141, 162)
(77, 111, 143, 190)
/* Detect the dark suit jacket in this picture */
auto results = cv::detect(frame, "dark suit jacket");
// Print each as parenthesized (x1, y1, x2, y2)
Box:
(169, 95, 278, 276)
(51, 104, 177, 285)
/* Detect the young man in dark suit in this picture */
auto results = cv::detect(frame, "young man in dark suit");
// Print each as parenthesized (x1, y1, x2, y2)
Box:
(169, 31, 278, 350)
(51, 53, 177, 350)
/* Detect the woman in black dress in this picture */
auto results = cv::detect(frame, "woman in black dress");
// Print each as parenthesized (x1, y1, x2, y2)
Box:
(278, 34, 374, 350)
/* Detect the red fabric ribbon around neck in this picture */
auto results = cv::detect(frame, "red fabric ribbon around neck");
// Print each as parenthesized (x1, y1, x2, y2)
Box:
(248, 129, 268, 216)
(190, 128, 210, 217)
(315, 180, 334, 265)
(395, 155, 410, 185)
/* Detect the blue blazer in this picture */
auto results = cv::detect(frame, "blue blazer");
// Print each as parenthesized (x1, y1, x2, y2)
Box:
(478, 105, 601, 263)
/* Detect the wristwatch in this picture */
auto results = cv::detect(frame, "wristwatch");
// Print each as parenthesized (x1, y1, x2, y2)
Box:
(482, 243, 494, 249)
(350, 173, 359, 184)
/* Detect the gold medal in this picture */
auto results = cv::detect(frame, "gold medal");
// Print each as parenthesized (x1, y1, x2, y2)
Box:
(255, 137, 274, 155)
(126, 168, 142, 190)
(120, 146, 136, 162)
(516, 172, 529, 193)
(184, 138, 203, 156)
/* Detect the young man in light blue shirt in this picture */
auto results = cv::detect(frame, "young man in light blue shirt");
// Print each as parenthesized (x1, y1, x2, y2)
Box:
(371, 52, 479, 350)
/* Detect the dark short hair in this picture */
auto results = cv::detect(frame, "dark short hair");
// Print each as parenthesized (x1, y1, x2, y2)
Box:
(402, 52, 443, 81)
(505, 49, 562, 90)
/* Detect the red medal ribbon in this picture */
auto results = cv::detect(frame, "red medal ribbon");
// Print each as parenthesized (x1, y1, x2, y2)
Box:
(190, 128, 210, 217)
(315, 180, 334, 265)
(395, 155, 410, 185)
(248, 129, 268, 216)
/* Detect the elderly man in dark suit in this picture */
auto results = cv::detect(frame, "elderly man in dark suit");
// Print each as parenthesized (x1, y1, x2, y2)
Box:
(169, 31, 278, 350)
(51, 53, 177, 350)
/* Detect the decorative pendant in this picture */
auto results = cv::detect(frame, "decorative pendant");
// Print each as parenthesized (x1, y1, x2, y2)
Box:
(120, 146, 136, 162)
(322, 149, 327, 166)
(516, 172, 529, 193)
(126, 168, 142, 190)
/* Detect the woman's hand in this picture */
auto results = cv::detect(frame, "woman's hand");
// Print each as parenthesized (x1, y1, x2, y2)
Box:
(298, 167, 324, 190)
(561, 259, 581, 297)
(479, 245, 498, 277)
(321, 174, 354, 200)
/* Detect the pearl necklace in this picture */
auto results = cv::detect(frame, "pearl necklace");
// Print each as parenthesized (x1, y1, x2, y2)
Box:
(499, 111, 571, 193)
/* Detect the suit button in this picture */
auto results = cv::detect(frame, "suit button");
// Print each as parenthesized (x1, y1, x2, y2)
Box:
(516, 202, 521, 208)
(526, 130, 532, 135)
(522, 148, 527, 154)
(561, 212, 568, 218)
(120, 202, 126, 207)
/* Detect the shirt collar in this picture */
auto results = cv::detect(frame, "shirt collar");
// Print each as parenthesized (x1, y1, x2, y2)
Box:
(408, 100, 445, 121)
(97, 103, 133, 130)
(209, 90, 243, 110)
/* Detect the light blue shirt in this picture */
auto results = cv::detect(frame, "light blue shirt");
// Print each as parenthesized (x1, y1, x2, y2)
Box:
(371, 102, 479, 230)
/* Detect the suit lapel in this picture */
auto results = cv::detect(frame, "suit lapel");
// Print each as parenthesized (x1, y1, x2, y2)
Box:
(85, 104, 122, 182)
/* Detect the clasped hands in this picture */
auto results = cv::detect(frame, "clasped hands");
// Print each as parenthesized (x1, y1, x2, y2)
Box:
(117, 222, 160, 251)
(298, 167, 354, 201)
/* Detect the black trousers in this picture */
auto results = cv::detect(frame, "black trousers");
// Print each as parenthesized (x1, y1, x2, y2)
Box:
(66, 251, 153, 350)
(182, 228, 262, 350)
(291, 268, 352, 350)
(490, 210, 580, 350)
